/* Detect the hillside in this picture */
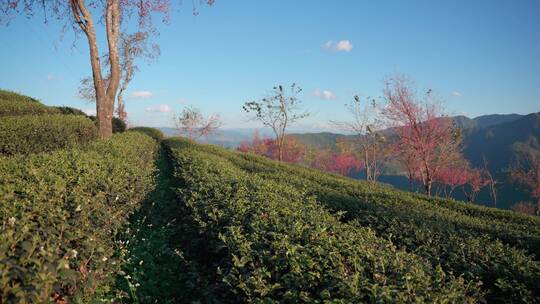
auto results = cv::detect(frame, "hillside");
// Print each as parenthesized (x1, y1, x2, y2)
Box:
(162, 138, 540, 303)
(2, 90, 540, 303)
(464, 112, 540, 171)
(287, 112, 539, 209)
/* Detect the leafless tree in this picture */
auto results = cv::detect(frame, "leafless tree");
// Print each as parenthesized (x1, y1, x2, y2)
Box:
(243, 84, 309, 161)
(331, 95, 388, 181)
(482, 156, 498, 206)
(174, 106, 222, 139)
(78, 31, 160, 124)
(1, 0, 214, 138)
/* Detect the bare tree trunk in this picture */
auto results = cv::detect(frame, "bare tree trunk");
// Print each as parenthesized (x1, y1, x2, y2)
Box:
(117, 84, 128, 123)
(407, 169, 414, 191)
(71, 0, 120, 139)
(364, 149, 371, 181)
(424, 167, 432, 196)
(102, 0, 121, 138)
(278, 135, 285, 161)
(425, 180, 432, 196)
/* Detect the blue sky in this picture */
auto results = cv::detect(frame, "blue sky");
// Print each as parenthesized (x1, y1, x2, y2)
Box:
(1, 0, 539, 130)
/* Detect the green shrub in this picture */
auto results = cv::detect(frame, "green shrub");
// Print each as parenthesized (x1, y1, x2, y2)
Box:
(0, 89, 41, 103)
(0, 98, 60, 117)
(0, 132, 158, 303)
(129, 127, 165, 141)
(87, 116, 127, 133)
(53, 106, 87, 116)
(164, 138, 480, 303)
(185, 141, 540, 303)
(0, 114, 97, 156)
(112, 117, 126, 133)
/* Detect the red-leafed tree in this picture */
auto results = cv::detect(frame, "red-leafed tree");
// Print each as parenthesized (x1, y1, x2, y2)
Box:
(238, 132, 268, 155)
(328, 153, 362, 176)
(1, 0, 214, 138)
(510, 138, 540, 215)
(238, 135, 305, 164)
(434, 162, 470, 198)
(311, 150, 362, 177)
(265, 137, 305, 163)
(462, 168, 489, 203)
(383, 76, 462, 196)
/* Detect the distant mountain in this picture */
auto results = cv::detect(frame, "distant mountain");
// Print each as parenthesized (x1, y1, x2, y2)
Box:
(445, 114, 523, 131)
(464, 112, 540, 172)
(289, 132, 348, 149)
(472, 113, 523, 129)
(451, 115, 476, 130)
(288, 112, 540, 209)
(159, 112, 536, 172)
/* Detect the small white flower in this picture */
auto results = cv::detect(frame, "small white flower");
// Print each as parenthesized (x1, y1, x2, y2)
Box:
(71, 249, 78, 258)
(134, 283, 140, 287)
(102, 256, 108, 262)
(75, 205, 82, 212)
(8, 217, 16, 226)
(139, 260, 144, 265)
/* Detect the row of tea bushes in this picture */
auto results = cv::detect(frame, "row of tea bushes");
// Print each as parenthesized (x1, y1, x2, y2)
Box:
(0, 114, 97, 156)
(164, 138, 481, 303)
(0, 132, 158, 303)
(0, 90, 60, 117)
(207, 145, 540, 252)
(189, 142, 540, 303)
(128, 127, 165, 142)
(0, 98, 60, 117)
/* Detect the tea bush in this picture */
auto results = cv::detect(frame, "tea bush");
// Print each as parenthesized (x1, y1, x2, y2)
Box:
(183, 141, 540, 303)
(0, 114, 98, 156)
(53, 106, 87, 116)
(129, 127, 165, 141)
(0, 98, 60, 117)
(0, 132, 158, 303)
(164, 138, 480, 303)
(0, 89, 41, 104)
(86, 116, 127, 133)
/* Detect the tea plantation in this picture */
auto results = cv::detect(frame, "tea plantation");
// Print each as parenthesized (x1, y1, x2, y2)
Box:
(1, 90, 539, 303)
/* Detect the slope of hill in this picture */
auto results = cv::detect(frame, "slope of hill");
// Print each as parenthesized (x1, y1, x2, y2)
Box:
(288, 112, 540, 209)
(2, 88, 539, 302)
(289, 131, 347, 149)
(163, 138, 540, 302)
(473, 113, 523, 129)
(464, 112, 540, 172)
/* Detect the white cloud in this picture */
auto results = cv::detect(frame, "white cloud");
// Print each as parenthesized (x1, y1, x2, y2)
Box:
(130, 90, 153, 99)
(452, 91, 462, 97)
(324, 40, 353, 52)
(83, 108, 96, 116)
(313, 89, 336, 100)
(145, 105, 171, 113)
